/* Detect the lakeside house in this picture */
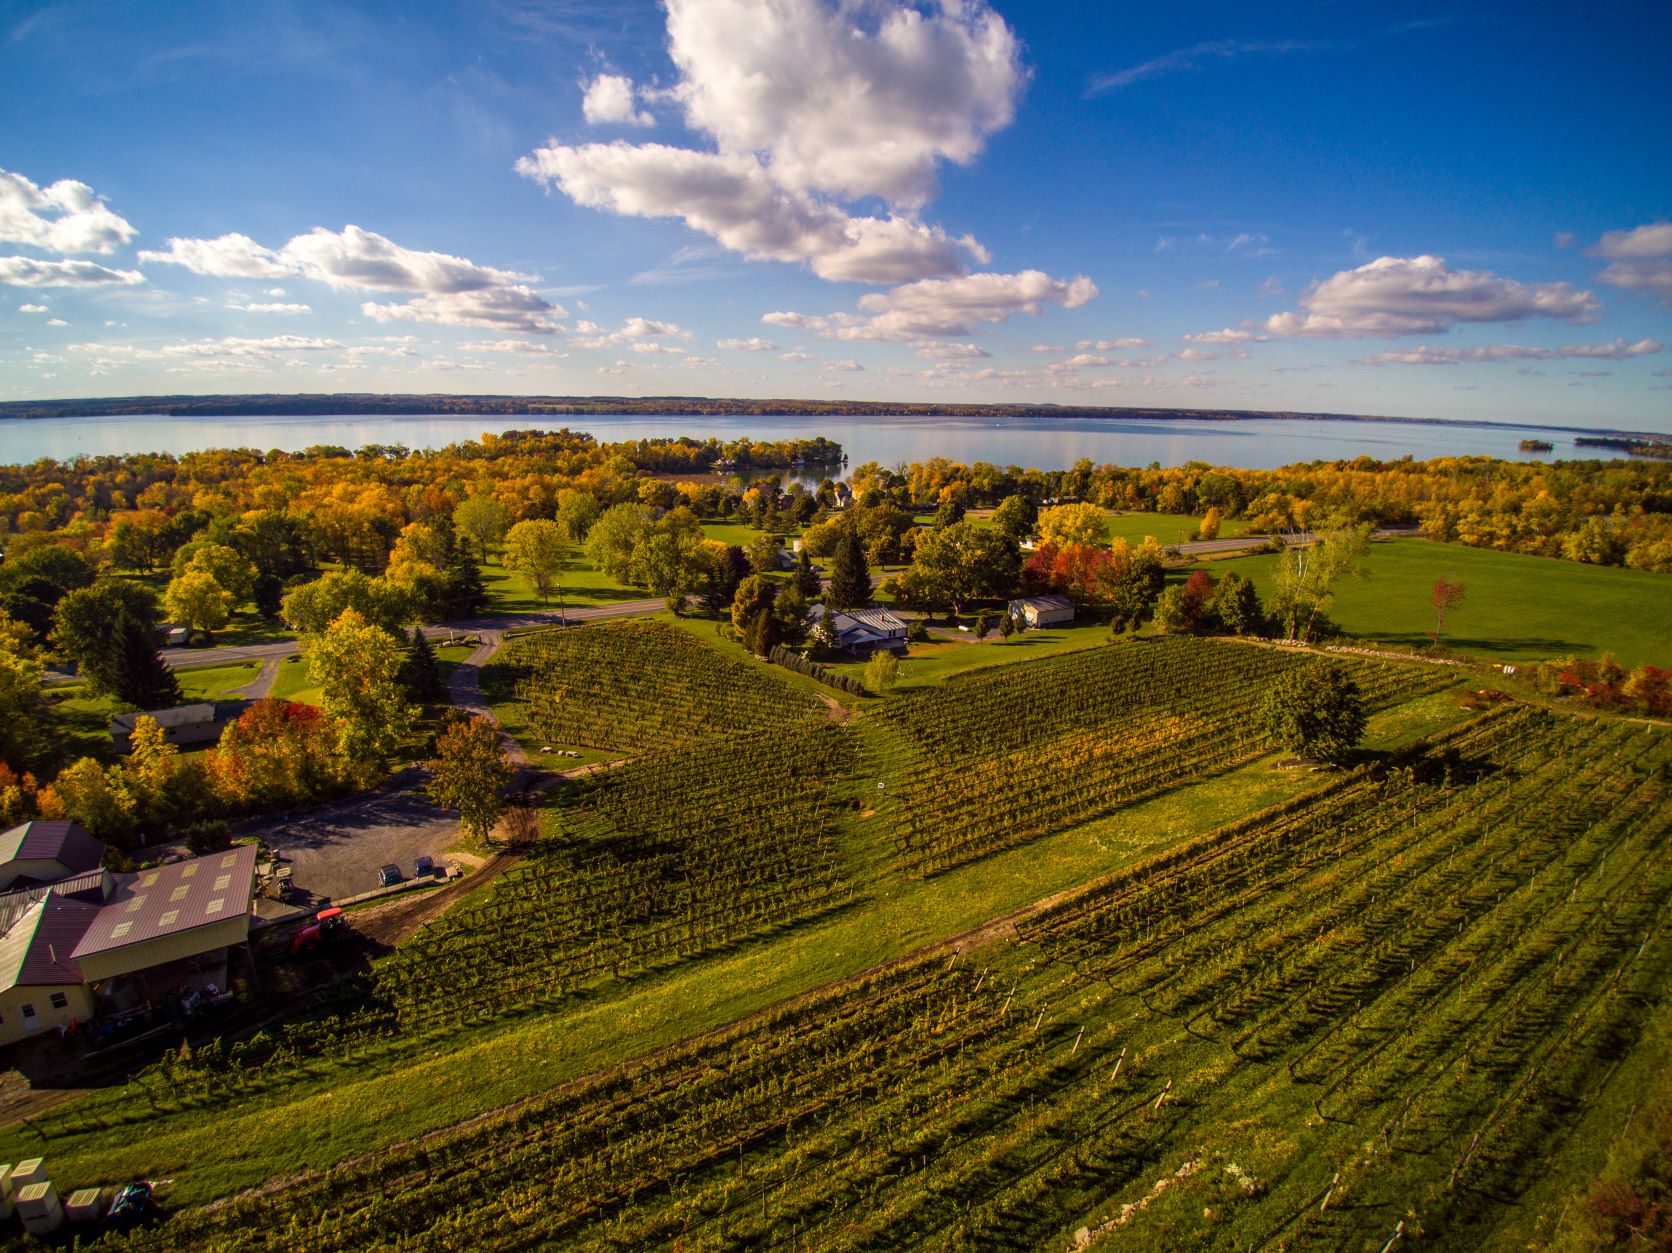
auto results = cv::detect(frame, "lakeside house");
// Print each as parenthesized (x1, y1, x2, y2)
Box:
(809, 604, 909, 654)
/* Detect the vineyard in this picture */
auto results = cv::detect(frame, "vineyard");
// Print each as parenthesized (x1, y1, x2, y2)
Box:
(872, 636, 1457, 875)
(91, 705, 1672, 1251)
(496, 619, 825, 751)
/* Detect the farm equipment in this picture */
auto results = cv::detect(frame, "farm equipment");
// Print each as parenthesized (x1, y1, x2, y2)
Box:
(289, 907, 346, 957)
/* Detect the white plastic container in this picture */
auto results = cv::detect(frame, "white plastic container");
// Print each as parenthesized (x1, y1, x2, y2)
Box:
(66, 1186, 106, 1222)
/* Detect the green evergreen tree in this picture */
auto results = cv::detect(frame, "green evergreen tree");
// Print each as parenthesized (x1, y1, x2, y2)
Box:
(794, 549, 821, 598)
(402, 627, 445, 703)
(111, 609, 182, 710)
(827, 527, 873, 609)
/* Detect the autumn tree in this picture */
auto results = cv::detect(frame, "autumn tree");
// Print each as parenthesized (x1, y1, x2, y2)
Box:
(54, 580, 178, 706)
(892, 522, 1019, 618)
(304, 608, 417, 777)
(584, 503, 652, 582)
(631, 508, 705, 610)
(1430, 577, 1467, 644)
(695, 542, 750, 614)
(1261, 663, 1367, 762)
(731, 575, 781, 656)
(453, 493, 508, 564)
(555, 489, 602, 544)
(503, 518, 569, 607)
(990, 494, 1035, 541)
(1209, 570, 1264, 636)
(165, 568, 234, 638)
(282, 569, 414, 637)
(1036, 502, 1110, 550)
(0, 619, 54, 773)
(428, 715, 514, 844)
(172, 541, 258, 607)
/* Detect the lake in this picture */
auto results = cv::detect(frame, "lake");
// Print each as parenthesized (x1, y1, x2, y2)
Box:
(0, 411, 1599, 472)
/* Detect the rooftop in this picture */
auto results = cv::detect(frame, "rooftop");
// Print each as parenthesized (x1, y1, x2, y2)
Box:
(0, 821, 105, 880)
(110, 703, 217, 731)
(72, 843, 258, 960)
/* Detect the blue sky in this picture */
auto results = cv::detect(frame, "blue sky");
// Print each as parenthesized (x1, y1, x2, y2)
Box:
(2, 0, 1669, 431)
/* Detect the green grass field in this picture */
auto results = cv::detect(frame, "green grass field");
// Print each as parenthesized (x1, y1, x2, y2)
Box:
(1190, 536, 1672, 666)
(173, 660, 262, 702)
(477, 552, 646, 616)
(267, 654, 321, 706)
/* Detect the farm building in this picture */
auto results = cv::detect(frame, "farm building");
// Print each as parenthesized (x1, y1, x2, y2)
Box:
(1008, 594, 1076, 628)
(809, 604, 910, 654)
(109, 703, 220, 753)
(0, 822, 105, 892)
(0, 841, 258, 1047)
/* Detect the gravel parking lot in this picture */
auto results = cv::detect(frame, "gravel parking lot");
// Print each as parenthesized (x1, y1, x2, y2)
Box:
(264, 786, 459, 905)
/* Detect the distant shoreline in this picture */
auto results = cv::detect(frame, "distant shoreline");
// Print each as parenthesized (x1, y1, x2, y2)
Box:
(0, 393, 1663, 443)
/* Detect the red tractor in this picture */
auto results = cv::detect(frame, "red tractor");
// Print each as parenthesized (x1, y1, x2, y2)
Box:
(290, 907, 346, 957)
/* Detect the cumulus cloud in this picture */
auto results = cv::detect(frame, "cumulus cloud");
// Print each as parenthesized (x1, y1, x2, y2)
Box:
(1356, 338, 1662, 366)
(915, 342, 990, 360)
(139, 233, 292, 277)
(717, 336, 777, 351)
(143, 225, 565, 333)
(582, 73, 655, 126)
(1061, 353, 1110, 367)
(823, 358, 864, 371)
(0, 168, 138, 254)
(571, 317, 693, 349)
(778, 348, 814, 362)
(518, 142, 983, 284)
(765, 269, 1096, 342)
(1182, 328, 1263, 344)
(1264, 255, 1601, 337)
(67, 334, 340, 364)
(0, 257, 144, 287)
(517, 0, 1025, 287)
(18, 302, 48, 313)
(1588, 222, 1672, 300)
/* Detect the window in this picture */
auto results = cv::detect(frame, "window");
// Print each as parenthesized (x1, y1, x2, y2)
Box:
(49, 993, 69, 1010)
(20, 1003, 36, 1019)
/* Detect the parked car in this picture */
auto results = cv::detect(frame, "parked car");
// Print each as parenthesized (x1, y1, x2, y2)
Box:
(107, 1181, 153, 1225)
(415, 854, 436, 879)
(378, 863, 403, 888)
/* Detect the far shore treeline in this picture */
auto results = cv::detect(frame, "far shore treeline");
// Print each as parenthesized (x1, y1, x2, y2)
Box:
(2, 392, 1668, 441)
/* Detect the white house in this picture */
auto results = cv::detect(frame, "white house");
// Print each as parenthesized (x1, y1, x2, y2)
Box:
(1008, 594, 1076, 628)
(809, 604, 909, 654)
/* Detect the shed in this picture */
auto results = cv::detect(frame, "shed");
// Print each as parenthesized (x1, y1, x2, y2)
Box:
(1008, 594, 1076, 628)
(110, 703, 220, 753)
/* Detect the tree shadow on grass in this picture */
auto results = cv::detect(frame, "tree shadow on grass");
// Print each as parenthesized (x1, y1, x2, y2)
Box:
(1358, 630, 1591, 661)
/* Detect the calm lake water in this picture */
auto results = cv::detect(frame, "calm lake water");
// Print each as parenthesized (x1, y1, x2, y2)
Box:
(0, 411, 1597, 472)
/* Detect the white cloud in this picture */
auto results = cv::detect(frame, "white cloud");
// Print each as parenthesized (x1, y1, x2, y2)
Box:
(717, 336, 777, 351)
(1076, 337, 1150, 350)
(823, 358, 864, 371)
(139, 233, 292, 277)
(229, 300, 311, 314)
(571, 316, 693, 349)
(1589, 222, 1672, 300)
(67, 334, 341, 364)
(517, 0, 1023, 286)
(142, 225, 565, 332)
(518, 142, 983, 284)
(0, 168, 137, 254)
(1061, 353, 1110, 367)
(582, 73, 654, 126)
(1258, 275, 1284, 297)
(1264, 255, 1601, 337)
(266, 287, 287, 296)
(915, 342, 990, 360)
(45, 317, 67, 326)
(1356, 338, 1663, 365)
(457, 339, 563, 357)
(0, 257, 144, 287)
(777, 348, 814, 362)
(1174, 347, 1223, 361)
(18, 302, 47, 313)
(632, 341, 685, 354)
(662, 0, 1022, 206)
(764, 269, 1096, 341)
(1181, 328, 1263, 344)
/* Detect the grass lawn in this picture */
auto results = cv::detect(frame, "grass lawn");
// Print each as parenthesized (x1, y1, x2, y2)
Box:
(173, 660, 262, 702)
(189, 613, 293, 650)
(825, 621, 1112, 693)
(1106, 510, 1248, 545)
(40, 682, 123, 764)
(1187, 536, 1672, 667)
(699, 520, 800, 547)
(478, 553, 645, 617)
(268, 654, 322, 706)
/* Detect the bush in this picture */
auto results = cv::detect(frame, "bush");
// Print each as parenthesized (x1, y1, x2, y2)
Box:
(766, 645, 865, 696)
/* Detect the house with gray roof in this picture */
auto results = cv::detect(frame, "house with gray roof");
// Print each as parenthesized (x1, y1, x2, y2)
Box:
(110, 703, 220, 753)
(808, 604, 910, 654)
